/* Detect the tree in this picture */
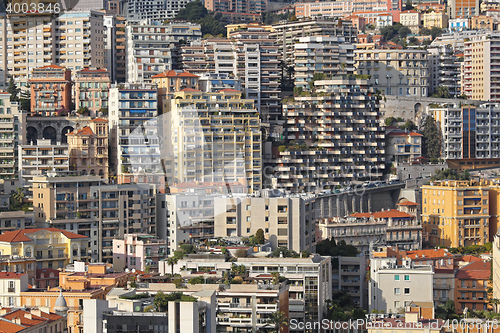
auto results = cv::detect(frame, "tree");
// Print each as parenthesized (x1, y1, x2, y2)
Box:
(176, 1, 226, 37)
(408, 37, 419, 45)
(435, 300, 460, 320)
(7, 77, 19, 102)
(255, 228, 265, 244)
(432, 86, 452, 98)
(421, 115, 441, 159)
(154, 291, 169, 312)
(166, 256, 178, 276)
(405, 0, 413, 10)
(19, 85, 31, 112)
(316, 238, 359, 267)
(430, 27, 443, 40)
(400, 121, 418, 131)
(419, 27, 431, 36)
(491, 298, 500, 313)
(385, 116, 397, 126)
(398, 26, 412, 39)
(235, 248, 248, 258)
(262, 311, 289, 333)
(10, 187, 25, 210)
(271, 246, 299, 258)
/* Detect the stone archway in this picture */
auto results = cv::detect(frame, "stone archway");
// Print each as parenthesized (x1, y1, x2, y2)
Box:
(414, 103, 423, 118)
(61, 126, 74, 144)
(27, 126, 38, 144)
(42, 126, 57, 144)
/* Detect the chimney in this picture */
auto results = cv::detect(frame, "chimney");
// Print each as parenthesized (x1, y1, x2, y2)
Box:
(24, 313, 32, 320)
(30, 309, 42, 317)
(13, 317, 21, 325)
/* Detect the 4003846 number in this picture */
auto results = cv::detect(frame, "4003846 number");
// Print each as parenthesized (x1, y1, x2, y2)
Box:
(6, 2, 61, 14)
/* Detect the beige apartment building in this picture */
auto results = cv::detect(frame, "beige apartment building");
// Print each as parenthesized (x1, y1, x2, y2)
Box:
(213, 193, 317, 253)
(75, 68, 111, 117)
(67, 118, 109, 179)
(355, 49, 429, 97)
(0, 93, 24, 183)
(18, 139, 69, 187)
(400, 10, 422, 33)
(423, 11, 449, 29)
(462, 32, 500, 101)
(0, 11, 106, 88)
(31, 175, 156, 263)
(162, 88, 262, 193)
(493, 232, 500, 303)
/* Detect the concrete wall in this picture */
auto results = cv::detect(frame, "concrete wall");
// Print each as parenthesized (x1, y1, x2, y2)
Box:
(380, 96, 483, 122)
(397, 163, 447, 180)
(316, 183, 405, 216)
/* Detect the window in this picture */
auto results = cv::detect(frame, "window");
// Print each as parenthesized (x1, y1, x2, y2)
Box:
(404, 275, 410, 281)
(394, 275, 400, 281)
(404, 288, 410, 295)
(394, 288, 401, 295)
(394, 301, 400, 308)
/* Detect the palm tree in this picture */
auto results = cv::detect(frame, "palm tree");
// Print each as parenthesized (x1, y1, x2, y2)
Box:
(261, 311, 288, 333)
(12, 187, 24, 204)
(166, 256, 178, 276)
(491, 298, 500, 313)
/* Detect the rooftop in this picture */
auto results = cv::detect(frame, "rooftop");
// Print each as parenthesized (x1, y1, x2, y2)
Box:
(456, 260, 491, 280)
(0, 228, 87, 243)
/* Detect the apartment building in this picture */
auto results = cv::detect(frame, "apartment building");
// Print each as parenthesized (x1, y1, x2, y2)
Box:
(29, 65, 72, 116)
(400, 10, 422, 33)
(18, 139, 69, 187)
(423, 11, 449, 28)
(276, 78, 385, 192)
(124, 0, 197, 20)
(67, 118, 109, 179)
(162, 254, 332, 330)
(152, 70, 199, 105)
(31, 175, 156, 263)
(213, 193, 316, 253)
(20, 285, 111, 333)
(385, 130, 422, 166)
(270, 18, 358, 65)
(217, 283, 289, 332)
(0, 211, 35, 233)
(126, 20, 202, 83)
(422, 179, 490, 247)
(462, 32, 500, 101)
(369, 257, 434, 313)
(454, 260, 491, 313)
(449, 0, 479, 18)
(332, 255, 367, 309)
(427, 45, 462, 97)
(104, 15, 127, 84)
(0, 272, 28, 308)
(355, 49, 429, 97)
(0, 228, 88, 270)
(293, 36, 355, 91)
(493, 231, 500, 302)
(74, 68, 111, 117)
(0, 11, 106, 88)
(319, 209, 422, 253)
(294, 1, 354, 19)
(180, 31, 281, 121)
(162, 88, 262, 192)
(113, 234, 167, 272)
(0, 308, 66, 332)
(429, 103, 500, 160)
(0, 93, 24, 182)
(205, 0, 268, 15)
(108, 83, 163, 186)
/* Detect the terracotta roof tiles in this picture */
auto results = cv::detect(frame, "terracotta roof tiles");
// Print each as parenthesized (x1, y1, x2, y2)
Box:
(0, 228, 87, 243)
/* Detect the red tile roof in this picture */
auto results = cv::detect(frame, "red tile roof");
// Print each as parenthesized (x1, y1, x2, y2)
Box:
(3, 310, 47, 327)
(218, 88, 241, 93)
(404, 248, 452, 259)
(152, 70, 198, 78)
(0, 318, 25, 333)
(0, 228, 87, 243)
(460, 255, 482, 263)
(68, 126, 94, 136)
(352, 209, 412, 219)
(79, 68, 108, 72)
(387, 131, 423, 137)
(91, 117, 108, 123)
(0, 272, 26, 279)
(397, 201, 419, 206)
(179, 88, 201, 92)
(456, 261, 491, 280)
(39, 64, 65, 69)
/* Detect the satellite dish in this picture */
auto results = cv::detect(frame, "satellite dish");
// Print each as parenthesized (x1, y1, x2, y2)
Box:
(131, 269, 136, 273)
